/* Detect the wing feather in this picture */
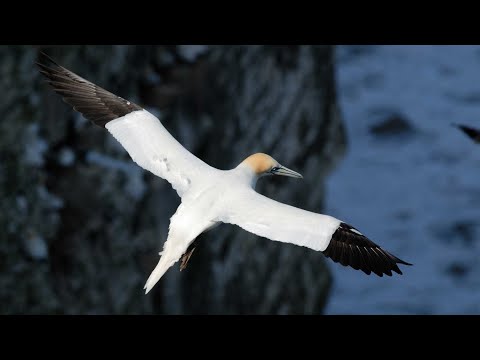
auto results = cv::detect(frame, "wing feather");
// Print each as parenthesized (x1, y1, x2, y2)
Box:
(222, 189, 411, 277)
(37, 53, 217, 197)
(453, 123, 480, 143)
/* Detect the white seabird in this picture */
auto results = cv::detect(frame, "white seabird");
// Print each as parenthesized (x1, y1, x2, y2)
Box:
(37, 53, 412, 294)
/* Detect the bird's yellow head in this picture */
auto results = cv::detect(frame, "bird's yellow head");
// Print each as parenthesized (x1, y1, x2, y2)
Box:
(241, 153, 303, 178)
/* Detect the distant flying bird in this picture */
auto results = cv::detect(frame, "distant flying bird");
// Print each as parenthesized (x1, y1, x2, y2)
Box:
(453, 123, 480, 144)
(37, 53, 411, 294)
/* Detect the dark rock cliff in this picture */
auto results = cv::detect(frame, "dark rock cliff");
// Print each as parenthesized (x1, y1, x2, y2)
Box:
(0, 45, 346, 314)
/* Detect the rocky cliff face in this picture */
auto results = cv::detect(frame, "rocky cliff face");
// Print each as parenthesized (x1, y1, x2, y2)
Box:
(0, 45, 346, 314)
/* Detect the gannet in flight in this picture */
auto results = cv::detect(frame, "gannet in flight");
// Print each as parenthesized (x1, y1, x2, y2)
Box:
(453, 123, 480, 144)
(37, 53, 412, 294)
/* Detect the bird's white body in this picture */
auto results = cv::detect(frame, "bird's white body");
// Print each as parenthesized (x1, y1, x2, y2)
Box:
(37, 54, 411, 295)
(107, 110, 341, 292)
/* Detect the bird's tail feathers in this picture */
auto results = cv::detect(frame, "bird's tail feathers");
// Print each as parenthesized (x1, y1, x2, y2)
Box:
(144, 255, 175, 294)
(143, 222, 206, 294)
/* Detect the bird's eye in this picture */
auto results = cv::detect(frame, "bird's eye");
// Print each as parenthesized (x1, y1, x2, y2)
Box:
(271, 167, 279, 172)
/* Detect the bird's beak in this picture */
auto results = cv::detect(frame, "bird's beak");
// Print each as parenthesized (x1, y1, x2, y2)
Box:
(273, 165, 303, 179)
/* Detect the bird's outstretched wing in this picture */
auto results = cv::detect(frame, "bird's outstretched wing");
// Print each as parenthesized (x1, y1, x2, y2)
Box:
(37, 53, 217, 198)
(453, 123, 480, 144)
(221, 189, 411, 277)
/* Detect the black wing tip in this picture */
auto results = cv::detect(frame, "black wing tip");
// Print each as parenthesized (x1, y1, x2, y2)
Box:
(36, 52, 143, 128)
(394, 258, 413, 267)
(36, 51, 61, 69)
(451, 123, 472, 133)
(452, 123, 480, 143)
(323, 222, 412, 277)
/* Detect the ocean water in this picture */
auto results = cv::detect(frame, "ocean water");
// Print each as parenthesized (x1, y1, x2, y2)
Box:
(324, 45, 480, 314)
